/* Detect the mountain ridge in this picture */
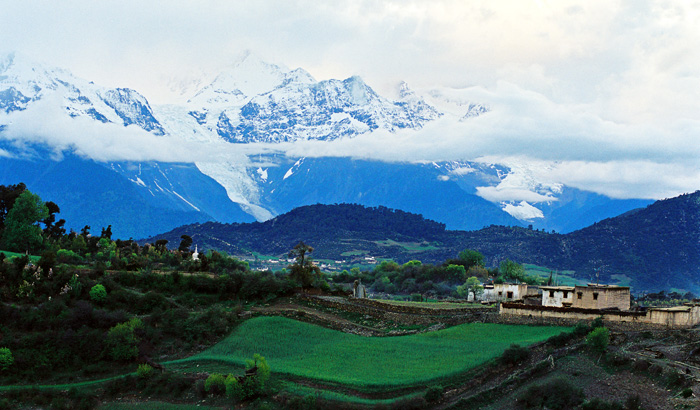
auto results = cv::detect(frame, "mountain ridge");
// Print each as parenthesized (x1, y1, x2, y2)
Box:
(144, 192, 700, 293)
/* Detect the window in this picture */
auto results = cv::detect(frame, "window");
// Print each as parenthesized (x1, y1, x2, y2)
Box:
(563, 291, 568, 298)
(577, 292, 582, 299)
(593, 293, 599, 300)
(549, 290, 555, 297)
(498, 291, 503, 297)
(507, 291, 513, 299)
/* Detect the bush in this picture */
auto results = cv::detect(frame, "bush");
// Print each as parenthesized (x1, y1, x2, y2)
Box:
(586, 327, 609, 354)
(424, 385, 444, 402)
(681, 388, 693, 398)
(591, 316, 604, 329)
(136, 363, 153, 379)
(547, 331, 573, 347)
(0, 347, 13, 371)
(625, 395, 642, 410)
(205, 373, 226, 395)
(581, 398, 623, 410)
(499, 344, 530, 366)
(105, 318, 142, 361)
(518, 378, 584, 410)
(573, 321, 592, 337)
(89, 284, 107, 303)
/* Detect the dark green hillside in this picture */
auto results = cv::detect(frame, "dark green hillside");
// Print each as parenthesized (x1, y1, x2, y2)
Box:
(146, 192, 700, 292)
(143, 203, 448, 259)
(563, 191, 700, 290)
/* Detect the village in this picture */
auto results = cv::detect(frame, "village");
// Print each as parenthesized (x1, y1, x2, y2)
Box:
(462, 282, 700, 328)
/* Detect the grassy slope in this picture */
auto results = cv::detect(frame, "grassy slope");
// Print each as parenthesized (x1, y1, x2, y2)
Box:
(169, 316, 569, 388)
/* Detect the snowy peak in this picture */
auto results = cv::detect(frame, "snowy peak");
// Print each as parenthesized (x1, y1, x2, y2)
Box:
(188, 52, 309, 107)
(0, 52, 165, 134)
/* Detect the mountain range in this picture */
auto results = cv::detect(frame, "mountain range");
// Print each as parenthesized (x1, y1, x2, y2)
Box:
(146, 192, 700, 293)
(0, 51, 652, 238)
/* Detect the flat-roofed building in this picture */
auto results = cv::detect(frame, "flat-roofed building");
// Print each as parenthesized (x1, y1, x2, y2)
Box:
(541, 286, 575, 307)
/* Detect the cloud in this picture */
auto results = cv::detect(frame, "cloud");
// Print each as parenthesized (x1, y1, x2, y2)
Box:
(0, 95, 251, 164)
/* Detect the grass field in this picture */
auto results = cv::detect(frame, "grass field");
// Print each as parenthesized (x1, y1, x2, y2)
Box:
(0, 250, 40, 263)
(169, 316, 569, 388)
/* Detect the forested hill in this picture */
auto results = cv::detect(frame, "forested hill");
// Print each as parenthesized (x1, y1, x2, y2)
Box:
(143, 203, 447, 257)
(145, 193, 700, 292)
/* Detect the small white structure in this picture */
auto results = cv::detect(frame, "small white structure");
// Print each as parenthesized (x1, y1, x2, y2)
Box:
(192, 245, 199, 261)
(541, 286, 575, 307)
(353, 280, 368, 298)
(482, 283, 529, 302)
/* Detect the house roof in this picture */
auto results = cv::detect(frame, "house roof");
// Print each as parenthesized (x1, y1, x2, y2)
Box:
(540, 286, 575, 291)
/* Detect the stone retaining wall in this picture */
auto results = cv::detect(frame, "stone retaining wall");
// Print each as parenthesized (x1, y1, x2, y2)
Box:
(500, 302, 700, 328)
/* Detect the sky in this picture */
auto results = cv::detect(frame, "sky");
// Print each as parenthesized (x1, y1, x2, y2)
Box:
(2, 0, 700, 200)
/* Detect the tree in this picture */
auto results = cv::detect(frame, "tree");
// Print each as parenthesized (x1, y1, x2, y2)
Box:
(0, 347, 13, 371)
(0, 182, 26, 232)
(586, 327, 609, 354)
(1, 190, 49, 252)
(100, 225, 112, 240)
(90, 284, 107, 303)
(457, 276, 484, 301)
(499, 259, 526, 282)
(178, 234, 193, 253)
(41, 201, 66, 240)
(155, 239, 168, 253)
(105, 318, 143, 361)
(288, 242, 321, 288)
(458, 249, 485, 269)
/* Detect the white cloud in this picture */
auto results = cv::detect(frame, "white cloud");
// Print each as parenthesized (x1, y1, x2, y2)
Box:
(0, 95, 251, 164)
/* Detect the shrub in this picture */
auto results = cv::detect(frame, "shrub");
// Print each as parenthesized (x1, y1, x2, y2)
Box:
(205, 373, 227, 395)
(591, 316, 604, 329)
(547, 331, 573, 347)
(681, 388, 693, 398)
(105, 318, 142, 361)
(499, 344, 530, 366)
(518, 378, 584, 410)
(225, 375, 244, 401)
(424, 385, 444, 402)
(137, 363, 153, 379)
(89, 284, 107, 303)
(581, 398, 623, 410)
(56, 249, 83, 265)
(625, 395, 642, 410)
(0, 347, 13, 371)
(573, 321, 592, 337)
(586, 327, 609, 353)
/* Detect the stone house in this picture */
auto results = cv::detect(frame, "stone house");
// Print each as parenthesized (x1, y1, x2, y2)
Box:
(573, 284, 630, 310)
(540, 284, 630, 311)
(541, 286, 575, 307)
(482, 283, 529, 302)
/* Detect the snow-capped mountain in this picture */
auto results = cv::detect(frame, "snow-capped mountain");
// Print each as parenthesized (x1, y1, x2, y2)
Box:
(0, 52, 164, 133)
(0, 52, 653, 239)
(181, 53, 441, 143)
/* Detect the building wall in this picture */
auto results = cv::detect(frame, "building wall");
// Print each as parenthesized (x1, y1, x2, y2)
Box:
(572, 286, 630, 311)
(499, 303, 700, 328)
(542, 288, 574, 307)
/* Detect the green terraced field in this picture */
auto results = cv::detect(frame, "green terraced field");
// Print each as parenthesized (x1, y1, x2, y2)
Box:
(170, 317, 569, 388)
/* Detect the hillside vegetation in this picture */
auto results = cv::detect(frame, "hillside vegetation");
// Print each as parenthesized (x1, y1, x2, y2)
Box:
(147, 192, 700, 292)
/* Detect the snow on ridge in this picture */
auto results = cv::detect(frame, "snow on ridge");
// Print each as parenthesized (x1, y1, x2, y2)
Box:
(172, 191, 201, 212)
(502, 201, 544, 221)
(256, 167, 268, 182)
(195, 161, 274, 221)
